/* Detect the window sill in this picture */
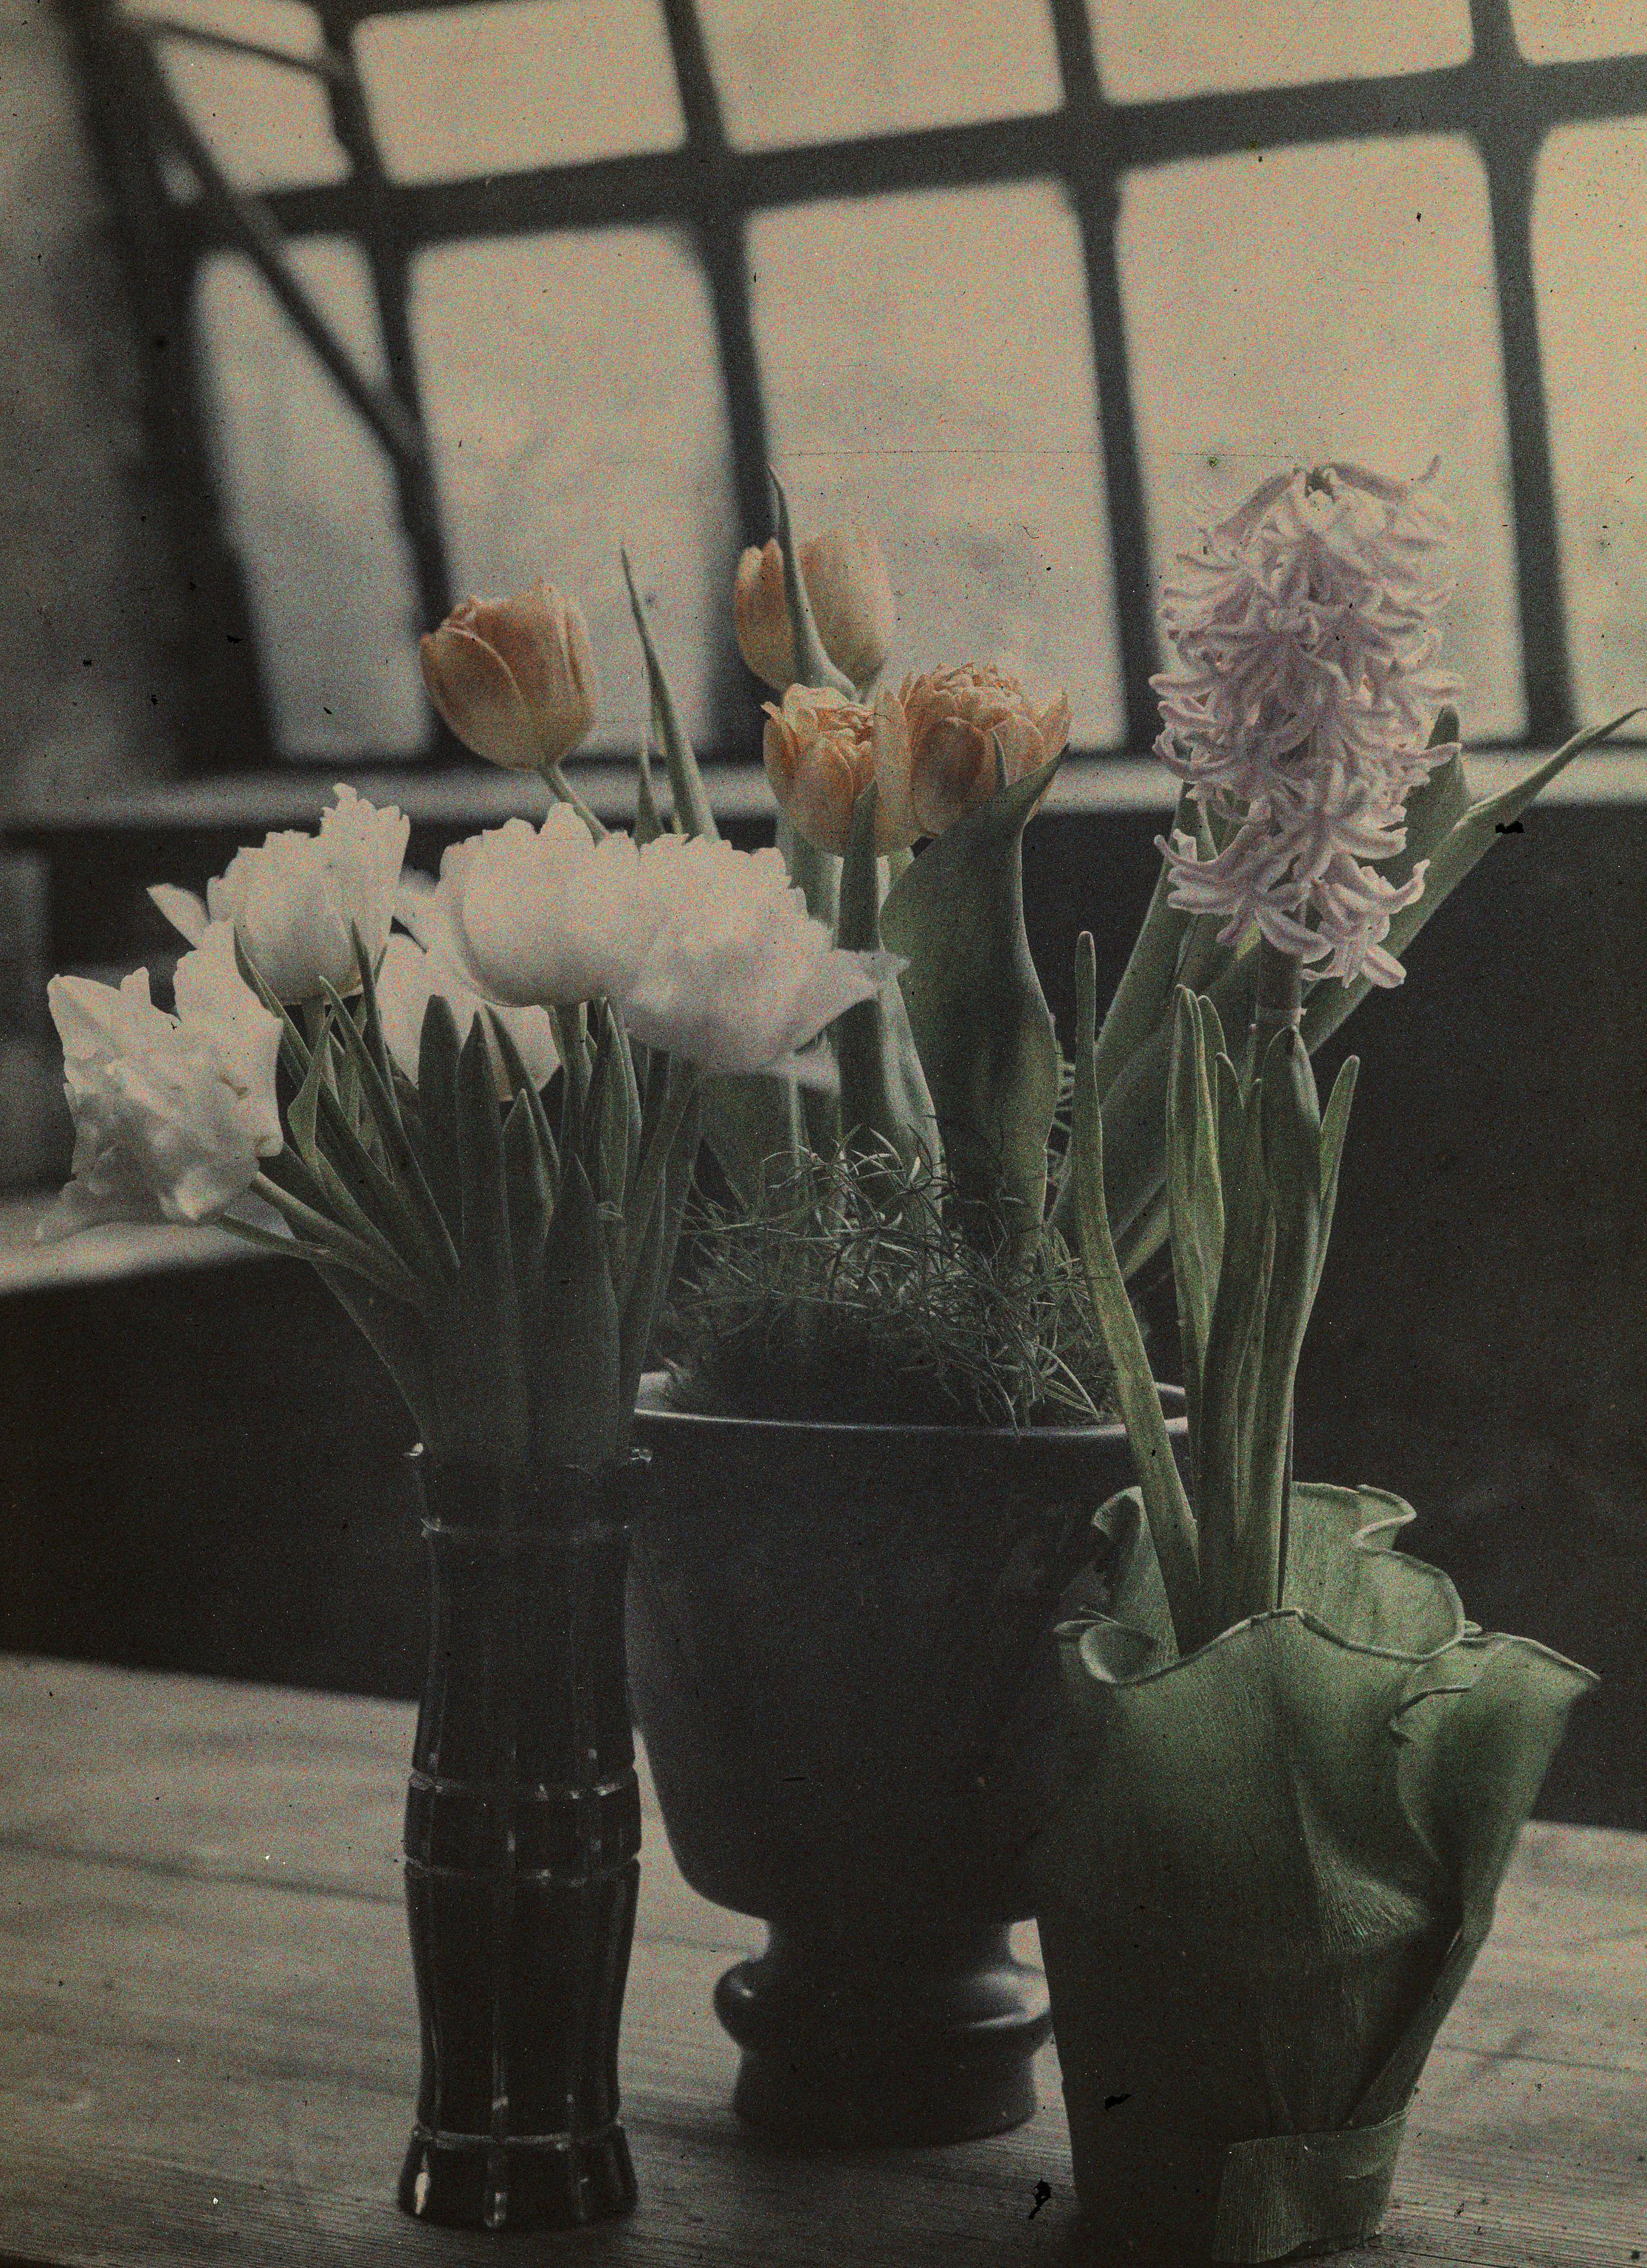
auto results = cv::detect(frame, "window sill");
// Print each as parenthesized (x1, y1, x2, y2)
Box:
(7, 746, 1647, 845)
(0, 1193, 250, 1299)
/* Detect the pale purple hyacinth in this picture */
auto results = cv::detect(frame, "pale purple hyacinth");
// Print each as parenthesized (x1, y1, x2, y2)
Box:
(1152, 461, 1462, 986)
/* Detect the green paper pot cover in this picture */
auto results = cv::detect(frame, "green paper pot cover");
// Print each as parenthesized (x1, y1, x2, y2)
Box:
(1031, 1482, 1595, 2265)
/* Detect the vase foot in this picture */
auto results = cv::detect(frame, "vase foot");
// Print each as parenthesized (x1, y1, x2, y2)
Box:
(714, 1924, 1051, 2147)
(396, 2123, 637, 2230)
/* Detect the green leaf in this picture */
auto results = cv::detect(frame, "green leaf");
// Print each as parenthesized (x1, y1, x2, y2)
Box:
(484, 1010, 561, 1191)
(1194, 1060, 1272, 1626)
(501, 1090, 552, 1327)
(591, 999, 639, 1218)
(453, 1017, 529, 1463)
(321, 977, 458, 1280)
(833, 786, 936, 1171)
(634, 735, 668, 846)
(1229, 1031, 1325, 1620)
(231, 933, 312, 1090)
(413, 994, 464, 1237)
(701, 1071, 802, 1209)
(1315, 1054, 1359, 1291)
(776, 807, 840, 933)
(314, 1263, 441, 1449)
(288, 1035, 325, 1167)
(532, 1153, 624, 1471)
(771, 469, 855, 697)
(881, 749, 1065, 1237)
(303, 990, 441, 1277)
(622, 547, 717, 841)
(1094, 786, 1200, 1102)
(1067, 931, 1202, 1651)
(1166, 990, 1225, 1504)
(348, 925, 402, 1112)
(554, 1002, 592, 1161)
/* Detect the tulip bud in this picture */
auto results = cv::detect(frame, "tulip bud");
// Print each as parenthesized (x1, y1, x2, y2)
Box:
(734, 527, 896, 693)
(420, 579, 597, 772)
(762, 684, 916, 855)
(898, 664, 1072, 836)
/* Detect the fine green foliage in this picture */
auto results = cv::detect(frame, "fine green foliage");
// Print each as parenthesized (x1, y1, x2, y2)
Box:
(663, 1145, 1118, 1432)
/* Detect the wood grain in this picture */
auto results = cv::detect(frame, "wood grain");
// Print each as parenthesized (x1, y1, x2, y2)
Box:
(0, 1657, 1642, 2267)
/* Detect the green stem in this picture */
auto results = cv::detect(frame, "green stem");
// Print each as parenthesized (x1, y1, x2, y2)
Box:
(1253, 938, 1304, 1037)
(613, 1065, 702, 1313)
(543, 761, 608, 841)
(250, 1172, 426, 1305)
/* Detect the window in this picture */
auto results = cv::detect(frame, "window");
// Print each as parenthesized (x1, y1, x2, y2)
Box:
(70, 0, 1647, 766)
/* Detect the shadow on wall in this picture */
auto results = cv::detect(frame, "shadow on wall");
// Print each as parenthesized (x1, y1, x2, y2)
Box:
(1, 0, 187, 808)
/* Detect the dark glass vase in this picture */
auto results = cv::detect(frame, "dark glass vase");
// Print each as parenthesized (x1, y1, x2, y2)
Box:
(396, 1450, 643, 2233)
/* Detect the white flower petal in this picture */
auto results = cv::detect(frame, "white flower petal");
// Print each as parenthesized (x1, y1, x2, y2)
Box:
(41, 932, 283, 1243)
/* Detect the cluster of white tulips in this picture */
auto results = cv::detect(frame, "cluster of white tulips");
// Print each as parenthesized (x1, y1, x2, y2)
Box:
(44, 784, 881, 1246)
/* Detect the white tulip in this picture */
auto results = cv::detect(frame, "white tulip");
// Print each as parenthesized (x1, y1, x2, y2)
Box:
(42, 921, 283, 1242)
(623, 834, 887, 1076)
(429, 807, 886, 1076)
(414, 804, 651, 1010)
(151, 785, 410, 1005)
(375, 929, 559, 1096)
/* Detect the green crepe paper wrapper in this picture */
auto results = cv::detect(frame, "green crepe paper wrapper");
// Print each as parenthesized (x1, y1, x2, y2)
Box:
(1031, 1483, 1595, 2265)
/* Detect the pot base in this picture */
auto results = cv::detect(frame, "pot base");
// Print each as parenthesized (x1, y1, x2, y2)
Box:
(713, 1924, 1051, 2147)
(396, 2123, 637, 2231)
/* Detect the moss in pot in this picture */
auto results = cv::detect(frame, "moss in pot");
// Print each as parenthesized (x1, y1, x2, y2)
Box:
(630, 1152, 1177, 2148)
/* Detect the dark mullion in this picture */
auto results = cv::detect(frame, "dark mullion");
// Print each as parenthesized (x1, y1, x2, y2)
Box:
(1049, 0, 1161, 751)
(314, 2, 453, 669)
(658, 0, 772, 551)
(1471, 0, 1575, 742)
(230, 43, 1647, 255)
(66, 0, 275, 774)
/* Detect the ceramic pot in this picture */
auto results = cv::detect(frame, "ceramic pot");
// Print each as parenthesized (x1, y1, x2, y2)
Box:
(397, 1451, 644, 2231)
(1032, 1482, 1594, 2264)
(627, 1375, 1185, 2146)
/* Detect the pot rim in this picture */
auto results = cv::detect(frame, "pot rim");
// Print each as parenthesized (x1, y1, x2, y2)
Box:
(634, 1368, 1186, 1445)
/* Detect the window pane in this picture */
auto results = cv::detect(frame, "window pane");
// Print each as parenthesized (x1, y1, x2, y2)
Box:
(747, 186, 1124, 746)
(1535, 126, 1647, 733)
(1087, 0, 1471, 102)
(123, 0, 348, 192)
(355, 0, 684, 183)
(1116, 137, 1524, 738)
(1509, 0, 1646, 61)
(412, 230, 739, 752)
(195, 243, 427, 758)
(699, 0, 1062, 150)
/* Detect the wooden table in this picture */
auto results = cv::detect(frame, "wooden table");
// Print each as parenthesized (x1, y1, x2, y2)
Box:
(0, 1657, 1642, 2266)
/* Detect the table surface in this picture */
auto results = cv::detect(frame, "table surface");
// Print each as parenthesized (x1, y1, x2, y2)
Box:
(0, 1657, 1642, 2267)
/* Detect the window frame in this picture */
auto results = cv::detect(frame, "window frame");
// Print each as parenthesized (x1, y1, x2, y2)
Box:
(64, 0, 1647, 772)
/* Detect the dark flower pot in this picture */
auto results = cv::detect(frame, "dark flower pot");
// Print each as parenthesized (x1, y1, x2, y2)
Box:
(627, 1376, 1184, 2147)
(397, 1451, 644, 2232)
